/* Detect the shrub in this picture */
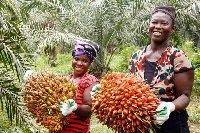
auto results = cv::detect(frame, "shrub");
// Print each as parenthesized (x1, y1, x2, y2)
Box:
(109, 44, 138, 73)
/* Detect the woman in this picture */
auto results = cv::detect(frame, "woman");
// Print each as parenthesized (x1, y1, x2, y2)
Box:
(58, 38, 100, 133)
(129, 6, 194, 133)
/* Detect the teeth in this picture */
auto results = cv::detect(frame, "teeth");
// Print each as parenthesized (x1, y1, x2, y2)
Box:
(153, 32, 161, 35)
(75, 66, 82, 69)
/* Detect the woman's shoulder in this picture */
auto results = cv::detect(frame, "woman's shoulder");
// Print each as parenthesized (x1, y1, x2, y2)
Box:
(130, 46, 146, 59)
(169, 46, 195, 73)
(168, 46, 189, 59)
(86, 73, 98, 80)
(169, 45, 185, 53)
(79, 73, 99, 88)
(133, 47, 145, 53)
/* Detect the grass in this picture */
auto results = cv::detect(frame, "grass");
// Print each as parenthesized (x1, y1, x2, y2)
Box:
(187, 92, 200, 133)
(0, 102, 32, 133)
(90, 91, 200, 133)
(0, 108, 13, 131)
(1, 51, 199, 133)
(90, 113, 115, 133)
(0, 91, 199, 133)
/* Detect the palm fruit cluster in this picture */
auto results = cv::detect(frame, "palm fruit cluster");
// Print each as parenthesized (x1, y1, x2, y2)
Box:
(22, 71, 78, 132)
(92, 72, 159, 133)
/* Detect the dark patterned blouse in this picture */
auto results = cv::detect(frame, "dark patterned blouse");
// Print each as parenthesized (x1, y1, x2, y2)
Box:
(58, 72, 99, 133)
(129, 45, 194, 101)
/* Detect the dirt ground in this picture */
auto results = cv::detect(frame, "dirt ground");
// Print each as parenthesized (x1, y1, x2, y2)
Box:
(189, 122, 200, 133)
(187, 97, 200, 133)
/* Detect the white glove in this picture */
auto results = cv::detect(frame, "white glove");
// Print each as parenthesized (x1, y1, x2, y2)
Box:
(24, 67, 33, 80)
(90, 84, 101, 98)
(154, 102, 175, 125)
(60, 99, 77, 116)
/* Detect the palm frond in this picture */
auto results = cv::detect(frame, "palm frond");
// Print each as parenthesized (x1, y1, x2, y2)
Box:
(0, 85, 42, 132)
(0, 85, 19, 124)
(1, 43, 26, 81)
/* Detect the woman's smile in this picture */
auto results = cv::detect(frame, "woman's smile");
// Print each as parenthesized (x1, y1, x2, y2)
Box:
(153, 31, 162, 35)
(72, 54, 91, 78)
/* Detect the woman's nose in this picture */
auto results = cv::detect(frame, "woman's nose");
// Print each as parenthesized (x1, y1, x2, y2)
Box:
(155, 23, 161, 29)
(77, 61, 82, 65)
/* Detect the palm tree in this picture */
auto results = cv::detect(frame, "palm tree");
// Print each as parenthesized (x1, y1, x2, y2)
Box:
(0, 0, 29, 126)
(16, 0, 200, 78)
(60, 0, 200, 77)
(0, 0, 199, 131)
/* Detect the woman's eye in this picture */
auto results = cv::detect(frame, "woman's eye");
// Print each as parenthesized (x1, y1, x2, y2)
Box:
(74, 57, 79, 61)
(83, 60, 88, 63)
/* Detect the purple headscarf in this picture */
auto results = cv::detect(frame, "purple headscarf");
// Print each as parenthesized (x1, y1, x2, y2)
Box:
(72, 38, 100, 62)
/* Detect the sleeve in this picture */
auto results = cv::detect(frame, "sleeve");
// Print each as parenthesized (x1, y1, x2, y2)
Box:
(129, 50, 138, 73)
(79, 74, 99, 89)
(174, 49, 195, 74)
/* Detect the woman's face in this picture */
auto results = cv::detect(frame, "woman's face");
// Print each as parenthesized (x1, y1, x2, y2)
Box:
(149, 12, 176, 44)
(72, 54, 91, 77)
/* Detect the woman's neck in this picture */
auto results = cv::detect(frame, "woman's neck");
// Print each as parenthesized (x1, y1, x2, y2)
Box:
(73, 72, 86, 79)
(145, 41, 169, 62)
(150, 42, 169, 52)
(71, 72, 86, 84)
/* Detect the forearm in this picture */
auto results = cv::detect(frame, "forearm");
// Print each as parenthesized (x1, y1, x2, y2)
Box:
(173, 94, 190, 111)
(74, 104, 92, 118)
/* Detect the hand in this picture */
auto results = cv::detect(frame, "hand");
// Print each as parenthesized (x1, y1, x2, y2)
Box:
(90, 84, 101, 98)
(24, 67, 33, 80)
(154, 102, 175, 125)
(60, 99, 77, 116)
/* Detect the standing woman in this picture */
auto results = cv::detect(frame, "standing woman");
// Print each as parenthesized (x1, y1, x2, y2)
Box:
(129, 6, 194, 132)
(58, 38, 100, 133)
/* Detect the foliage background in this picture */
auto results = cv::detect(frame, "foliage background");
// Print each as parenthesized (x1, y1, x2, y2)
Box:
(0, 0, 200, 132)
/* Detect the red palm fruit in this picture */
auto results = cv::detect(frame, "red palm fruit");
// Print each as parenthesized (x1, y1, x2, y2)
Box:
(132, 121, 137, 127)
(118, 127, 123, 132)
(118, 108, 122, 114)
(123, 109, 129, 116)
(125, 130, 132, 133)
(112, 124, 117, 130)
(122, 119, 126, 125)
(125, 93, 130, 99)
(136, 119, 141, 126)
(137, 101, 143, 107)
(120, 101, 126, 106)
(92, 72, 159, 133)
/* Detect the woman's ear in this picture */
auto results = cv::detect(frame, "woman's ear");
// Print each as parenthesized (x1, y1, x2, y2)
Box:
(148, 22, 150, 27)
(171, 25, 176, 34)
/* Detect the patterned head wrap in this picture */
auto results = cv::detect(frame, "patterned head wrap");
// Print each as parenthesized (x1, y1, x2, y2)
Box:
(152, 6, 176, 25)
(72, 38, 100, 62)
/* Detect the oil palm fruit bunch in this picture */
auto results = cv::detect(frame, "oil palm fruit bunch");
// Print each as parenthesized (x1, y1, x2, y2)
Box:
(92, 72, 159, 133)
(22, 71, 78, 132)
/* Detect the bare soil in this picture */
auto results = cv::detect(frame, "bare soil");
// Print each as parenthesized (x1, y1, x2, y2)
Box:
(187, 97, 200, 133)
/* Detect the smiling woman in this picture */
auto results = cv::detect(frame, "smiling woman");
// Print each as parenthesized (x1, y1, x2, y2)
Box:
(72, 55, 91, 79)
(148, 12, 175, 47)
(129, 6, 194, 133)
(58, 39, 101, 133)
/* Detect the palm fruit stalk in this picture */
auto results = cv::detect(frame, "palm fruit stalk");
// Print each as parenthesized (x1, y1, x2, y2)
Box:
(22, 71, 78, 132)
(92, 72, 159, 133)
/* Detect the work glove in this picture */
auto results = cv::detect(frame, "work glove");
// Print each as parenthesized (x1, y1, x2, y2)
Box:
(60, 99, 77, 116)
(90, 84, 101, 98)
(24, 67, 33, 80)
(154, 102, 175, 125)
